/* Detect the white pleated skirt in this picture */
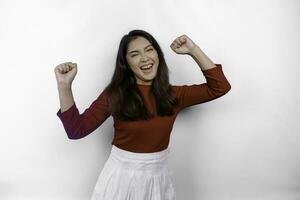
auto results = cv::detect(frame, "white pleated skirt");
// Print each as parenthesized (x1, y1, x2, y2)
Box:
(90, 145, 176, 200)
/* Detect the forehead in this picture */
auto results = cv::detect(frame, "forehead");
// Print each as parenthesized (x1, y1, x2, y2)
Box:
(127, 36, 151, 51)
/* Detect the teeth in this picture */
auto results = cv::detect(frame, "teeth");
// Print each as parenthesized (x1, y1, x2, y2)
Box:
(141, 64, 153, 69)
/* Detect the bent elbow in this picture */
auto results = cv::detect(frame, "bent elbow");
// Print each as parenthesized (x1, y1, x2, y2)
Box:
(215, 83, 231, 97)
(67, 134, 80, 140)
(220, 81, 231, 94)
(66, 130, 86, 140)
(224, 83, 231, 93)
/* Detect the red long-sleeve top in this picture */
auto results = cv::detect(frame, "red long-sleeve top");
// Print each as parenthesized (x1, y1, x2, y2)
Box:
(56, 64, 231, 153)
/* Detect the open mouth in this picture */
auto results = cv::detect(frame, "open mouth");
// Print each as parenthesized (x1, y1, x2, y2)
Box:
(140, 63, 153, 73)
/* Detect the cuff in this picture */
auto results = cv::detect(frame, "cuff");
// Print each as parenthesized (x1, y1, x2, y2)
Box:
(201, 63, 222, 74)
(56, 102, 77, 120)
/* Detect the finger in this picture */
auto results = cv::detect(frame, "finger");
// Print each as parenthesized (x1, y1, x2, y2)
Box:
(179, 37, 186, 44)
(54, 67, 61, 73)
(172, 44, 179, 50)
(60, 63, 66, 71)
(170, 43, 176, 50)
(172, 40, 180, 48)
(62, 64, 68, 72)
(176, 39, 182, 46)
(63, 62, 72, 70)
(57, 66, 63, 73)
(65, 62, 71, 68)
(69, 63, 76, 70)
(59, 64, 64, 70)
(57, 67, 63, 73)
(65, 64, 71, 71)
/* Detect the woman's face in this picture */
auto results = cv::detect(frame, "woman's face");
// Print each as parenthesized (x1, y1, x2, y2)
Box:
(126, 36, 159, 85)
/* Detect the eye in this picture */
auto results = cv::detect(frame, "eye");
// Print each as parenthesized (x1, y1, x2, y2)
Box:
(131, 54, 137, 57)
(147, 48, 153, 51)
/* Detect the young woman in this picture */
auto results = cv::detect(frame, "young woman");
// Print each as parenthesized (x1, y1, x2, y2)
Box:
(54, 29, 231, 200)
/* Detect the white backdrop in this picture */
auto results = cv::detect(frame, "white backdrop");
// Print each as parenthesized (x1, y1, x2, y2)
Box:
(1, 0, 299, 199)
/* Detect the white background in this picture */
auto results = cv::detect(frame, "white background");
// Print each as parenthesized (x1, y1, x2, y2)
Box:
(0, 0, 299, 199)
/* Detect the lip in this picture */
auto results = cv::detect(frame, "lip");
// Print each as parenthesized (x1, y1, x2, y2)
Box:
(140, 63, 153, 68)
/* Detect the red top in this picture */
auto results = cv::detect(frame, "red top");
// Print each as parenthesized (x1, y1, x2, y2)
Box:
(56, 64, 231, 153)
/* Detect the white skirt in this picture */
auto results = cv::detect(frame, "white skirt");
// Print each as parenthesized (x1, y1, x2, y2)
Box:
(90, 145, 176, 200)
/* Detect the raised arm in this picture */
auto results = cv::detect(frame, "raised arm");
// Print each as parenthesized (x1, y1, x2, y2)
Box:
(174, 64, 231, 110)
(56, 89, 111, 139)
(170, 35, 231, 111)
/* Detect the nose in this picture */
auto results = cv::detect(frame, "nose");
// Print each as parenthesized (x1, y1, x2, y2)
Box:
(140, 53, 149, 62)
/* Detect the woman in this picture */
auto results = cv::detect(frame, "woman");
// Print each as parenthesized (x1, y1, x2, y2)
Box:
(55, 29, 231, 199)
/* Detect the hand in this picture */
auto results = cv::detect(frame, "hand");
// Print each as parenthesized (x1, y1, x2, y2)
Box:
(54, 62, 77, 87)
(170, 34, 198, 55)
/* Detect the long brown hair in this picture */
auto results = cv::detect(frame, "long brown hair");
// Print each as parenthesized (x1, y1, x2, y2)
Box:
(104, 29, 179, 121)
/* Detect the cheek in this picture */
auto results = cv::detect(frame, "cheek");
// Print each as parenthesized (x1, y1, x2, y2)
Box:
(152, 52, 159, 61)
(127, 58, 139, 69)
(132, 59, 140, 69)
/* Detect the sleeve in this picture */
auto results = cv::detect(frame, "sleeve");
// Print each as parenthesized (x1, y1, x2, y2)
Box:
(174, 64, 231, 111)
(56, 89, 111, 139)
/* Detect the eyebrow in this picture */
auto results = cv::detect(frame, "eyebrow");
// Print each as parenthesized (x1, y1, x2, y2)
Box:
(128, 44, 153, 54)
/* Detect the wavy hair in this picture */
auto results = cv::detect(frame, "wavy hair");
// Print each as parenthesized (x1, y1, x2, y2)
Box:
(104, 29, 179, 121)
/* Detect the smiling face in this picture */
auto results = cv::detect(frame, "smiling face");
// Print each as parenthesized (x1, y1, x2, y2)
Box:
(126, 36, 159, 85)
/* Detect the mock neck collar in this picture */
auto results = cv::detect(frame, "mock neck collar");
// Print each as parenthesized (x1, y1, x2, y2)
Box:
(137, 84, 152, 87)
(137, 84, 152, 94)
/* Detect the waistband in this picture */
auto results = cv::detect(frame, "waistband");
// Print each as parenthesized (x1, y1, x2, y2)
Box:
(109, 145, 170, 171)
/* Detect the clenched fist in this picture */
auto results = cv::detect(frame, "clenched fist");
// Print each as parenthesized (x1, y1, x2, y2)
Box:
(54, 62, 77, 87)
(170, 34, 198, 55)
